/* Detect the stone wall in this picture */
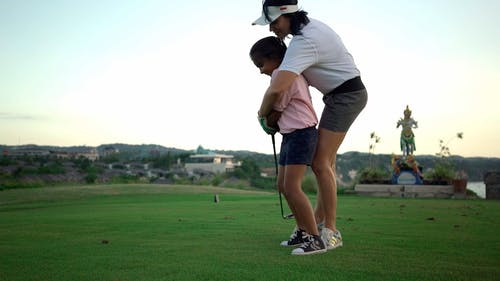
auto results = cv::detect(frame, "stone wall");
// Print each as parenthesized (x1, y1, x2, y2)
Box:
(354, 184, 454, 199)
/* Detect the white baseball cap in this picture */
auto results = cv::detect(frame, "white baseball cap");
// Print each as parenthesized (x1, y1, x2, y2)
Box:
(252, 4, 299, 25)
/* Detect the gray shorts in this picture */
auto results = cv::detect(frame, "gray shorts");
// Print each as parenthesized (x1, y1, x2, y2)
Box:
(319, 88, 368, 132)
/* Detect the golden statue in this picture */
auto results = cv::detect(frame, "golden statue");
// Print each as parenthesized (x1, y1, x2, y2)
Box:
(396, 105, 418, 156)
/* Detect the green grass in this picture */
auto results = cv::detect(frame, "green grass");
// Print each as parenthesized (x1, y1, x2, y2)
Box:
(0, 184, 499, 281)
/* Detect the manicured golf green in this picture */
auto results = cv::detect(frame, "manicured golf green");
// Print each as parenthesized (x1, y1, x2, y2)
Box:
(0, 184, 498, 281)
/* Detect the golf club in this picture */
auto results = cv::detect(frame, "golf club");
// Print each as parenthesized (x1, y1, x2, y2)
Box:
(271, 134, 294, 220)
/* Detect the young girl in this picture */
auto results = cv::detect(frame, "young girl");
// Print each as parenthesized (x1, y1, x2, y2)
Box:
(250, 36, 326, 255)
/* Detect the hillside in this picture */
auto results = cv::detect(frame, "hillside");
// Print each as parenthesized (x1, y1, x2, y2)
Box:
(1, 144, 498, 183)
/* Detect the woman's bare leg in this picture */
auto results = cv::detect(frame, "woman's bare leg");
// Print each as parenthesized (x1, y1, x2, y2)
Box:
(312, 128, 346, 231)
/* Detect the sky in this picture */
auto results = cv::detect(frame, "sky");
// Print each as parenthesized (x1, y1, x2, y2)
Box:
(1, 0, 499, 157)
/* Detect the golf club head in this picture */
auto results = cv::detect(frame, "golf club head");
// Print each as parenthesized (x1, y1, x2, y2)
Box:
(283, 213, 294, 219)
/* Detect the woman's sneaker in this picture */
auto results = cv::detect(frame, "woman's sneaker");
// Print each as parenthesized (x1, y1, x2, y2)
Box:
(280, 227, 305, 247)
(291, 233, 327, 255)
(317, 221, 325, 232)
(321, 227, 343, 250)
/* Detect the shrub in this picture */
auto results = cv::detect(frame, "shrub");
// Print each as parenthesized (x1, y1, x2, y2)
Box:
(85, 172, 97, 184)
(211, 175, 223, 186)
(424, 161, 455, 184)
(425, 132, 465, 183)
(250, 177, 275, 190)
(0, 157, 13, 166)
(37, 163, 65, 174)
(358, 166, 391, 184)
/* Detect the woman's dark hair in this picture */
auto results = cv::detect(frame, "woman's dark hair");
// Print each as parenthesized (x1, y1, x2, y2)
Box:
(261, 0, 309, 35)
(282, 11, 309, 35)
(249, 36, 287, 62)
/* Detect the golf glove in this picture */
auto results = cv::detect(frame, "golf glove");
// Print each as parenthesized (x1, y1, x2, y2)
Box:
(258, 116, 277, 135)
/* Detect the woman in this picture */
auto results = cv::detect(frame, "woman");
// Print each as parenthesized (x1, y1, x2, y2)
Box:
(253, 0, 367, 250)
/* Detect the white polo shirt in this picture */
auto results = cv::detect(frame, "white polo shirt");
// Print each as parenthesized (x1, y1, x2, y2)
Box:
(279, 18, 360, 94)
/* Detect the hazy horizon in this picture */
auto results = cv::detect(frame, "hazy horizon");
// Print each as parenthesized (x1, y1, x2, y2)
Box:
(3, 141, 499, 159)
(1, 0, 499, 157)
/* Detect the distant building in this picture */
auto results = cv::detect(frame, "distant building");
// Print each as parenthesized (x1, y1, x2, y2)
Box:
(51, 150, 72, 159)
(185, 154, 239, 174)
(102, 146, 119, 157)
(6, 145, 50, 157)
(76, 148, 99, 161)
(51, 148, 98, 161)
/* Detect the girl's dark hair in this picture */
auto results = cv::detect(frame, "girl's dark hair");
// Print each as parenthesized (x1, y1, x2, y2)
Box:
(249, 36, 287, 62)
(261, 0, 309, 35)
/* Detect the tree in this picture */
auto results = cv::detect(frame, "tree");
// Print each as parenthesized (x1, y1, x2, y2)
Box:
(235, 157, 261, 179)
(151, 152, 172, 169)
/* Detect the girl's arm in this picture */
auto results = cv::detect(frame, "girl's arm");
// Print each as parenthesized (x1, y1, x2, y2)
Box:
(258, 70, 298, 117)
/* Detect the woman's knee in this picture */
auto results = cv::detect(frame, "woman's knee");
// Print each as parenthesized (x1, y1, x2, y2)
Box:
(312, 159, 333, 176)
(311, 160, 320, 175)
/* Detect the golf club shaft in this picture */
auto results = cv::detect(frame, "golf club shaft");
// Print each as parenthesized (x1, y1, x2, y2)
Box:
(272, 134, 287, 219)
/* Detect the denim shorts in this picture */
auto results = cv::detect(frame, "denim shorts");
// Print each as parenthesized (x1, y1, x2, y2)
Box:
(279, 126, 318, 166)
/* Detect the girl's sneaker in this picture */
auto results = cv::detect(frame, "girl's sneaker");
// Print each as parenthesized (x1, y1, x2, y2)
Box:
(291, 233, 327, 255)
(280, 227, 305, 247)
(321, 227, 343, 250)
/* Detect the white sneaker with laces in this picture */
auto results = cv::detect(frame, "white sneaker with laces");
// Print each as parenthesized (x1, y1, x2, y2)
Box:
(317, 221, 325, 232)
(321, 227, 343, 250)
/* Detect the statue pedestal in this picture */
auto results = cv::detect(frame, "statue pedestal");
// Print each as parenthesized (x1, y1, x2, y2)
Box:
(392, 169, 423, 185)
(396, 171, 418, 184)
(391, 155, 423, 185)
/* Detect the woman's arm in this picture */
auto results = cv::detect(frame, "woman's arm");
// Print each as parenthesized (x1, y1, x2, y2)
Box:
(258, 70, 298, 117)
